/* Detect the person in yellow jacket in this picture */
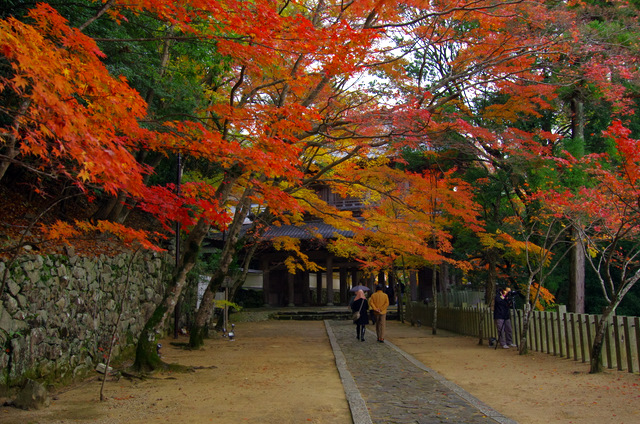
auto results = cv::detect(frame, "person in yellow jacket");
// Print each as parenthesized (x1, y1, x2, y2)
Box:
(368, 284, 390, 343)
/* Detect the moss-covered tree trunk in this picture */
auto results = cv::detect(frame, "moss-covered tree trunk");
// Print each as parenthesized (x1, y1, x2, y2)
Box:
(133, 172, 240, 371)
(589, 300, 622, 373)
(569, 227, 586, 313)
(188, 273, 224, 348)
(188, 188, 254, 349)
(133, 219, 209, 371)
(518, 307, 532, 355)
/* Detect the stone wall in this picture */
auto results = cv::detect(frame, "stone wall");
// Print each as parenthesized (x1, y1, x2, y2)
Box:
(0, 250, 171, 388)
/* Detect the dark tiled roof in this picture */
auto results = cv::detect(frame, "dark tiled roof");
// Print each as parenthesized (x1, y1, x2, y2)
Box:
(261, 221, 353, 240)
(205, 221, 356, 245)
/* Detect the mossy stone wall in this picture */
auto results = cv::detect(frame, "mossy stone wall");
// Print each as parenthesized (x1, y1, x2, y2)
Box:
(0, 250, 171, 388)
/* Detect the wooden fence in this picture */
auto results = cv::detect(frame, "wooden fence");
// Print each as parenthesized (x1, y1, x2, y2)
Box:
(436, 290, 485, 308)
(406, 302, 640, 374)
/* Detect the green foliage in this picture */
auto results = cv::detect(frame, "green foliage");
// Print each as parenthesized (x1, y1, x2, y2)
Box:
(75, 7, 218, 120)
(0, 0, 34, 19)
(187, 247, 222, 281)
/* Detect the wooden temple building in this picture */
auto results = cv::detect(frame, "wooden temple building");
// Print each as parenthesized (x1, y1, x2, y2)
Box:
(236, 185, 438, 307)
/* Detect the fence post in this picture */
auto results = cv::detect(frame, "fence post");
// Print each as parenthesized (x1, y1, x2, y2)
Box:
(623, 316, 634, 373)
(565, 312, 573, 360)
(537, 311, 545, 353)
(543, 311, 551, 355)
(513, 308, 521, 347)
(571, 313, 579, 361)
(550, 309, 558, 356)
(585, 314, 594, 364)
(614, 315, 624, 371)
(557, 305, 567, 358)
(605, 315, 613, 369)
(578, 314, 587, 363)
(471, 306, 479, 338)
(487, 306, 495, 340)
(634, 317, 640, 374)
(531, 310, 538, 352)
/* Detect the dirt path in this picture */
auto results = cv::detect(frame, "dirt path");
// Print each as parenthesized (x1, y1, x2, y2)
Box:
(389, 321, 640, 424)
(0, 321, 350, 424)
(1, 319, 639, 423)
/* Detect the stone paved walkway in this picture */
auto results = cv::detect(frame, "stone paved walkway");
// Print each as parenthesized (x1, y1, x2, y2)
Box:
(326, 320, 518, 424)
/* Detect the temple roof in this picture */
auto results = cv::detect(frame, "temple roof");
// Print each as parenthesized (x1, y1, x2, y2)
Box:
(260, 221, 354, 240)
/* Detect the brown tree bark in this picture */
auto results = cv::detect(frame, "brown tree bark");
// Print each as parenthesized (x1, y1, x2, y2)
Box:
(133, 218, 210, 371)
(188, 187, 254, 348)
(133, 172, 239, 371)
(569, 227, 586, 313)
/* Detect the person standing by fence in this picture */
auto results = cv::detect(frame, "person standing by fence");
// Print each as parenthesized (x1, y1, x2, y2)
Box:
(369, 284, 390, 343)
(494, 287, 516, 349)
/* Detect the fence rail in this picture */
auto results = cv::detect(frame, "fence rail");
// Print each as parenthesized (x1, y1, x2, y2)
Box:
(406, 302, 640, 374)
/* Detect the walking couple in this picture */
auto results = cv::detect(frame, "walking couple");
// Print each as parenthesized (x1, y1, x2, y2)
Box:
(351, 285, 390, 343)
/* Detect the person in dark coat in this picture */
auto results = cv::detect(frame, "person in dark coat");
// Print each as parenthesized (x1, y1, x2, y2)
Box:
(494, 287, 515, 349)
(351, 289, 369, 341)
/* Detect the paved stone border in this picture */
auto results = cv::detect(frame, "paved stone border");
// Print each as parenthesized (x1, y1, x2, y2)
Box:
(325, 320, 518, 424)
(382, 338, 518, 424)
(325, 320, 373, 424)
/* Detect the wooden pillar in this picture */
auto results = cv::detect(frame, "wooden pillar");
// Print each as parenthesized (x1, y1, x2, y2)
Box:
(303, 271, 310, 306)
(261, 259, 270, 307)
(326, 255, 334, 306)
(440, 263, 450, 307)
(316, 270, 323, 305)
(339, 267, 348, 305)
(410, 270, 418, 302)
(287, 271, 295, 307)
(351, 269, 359, 289)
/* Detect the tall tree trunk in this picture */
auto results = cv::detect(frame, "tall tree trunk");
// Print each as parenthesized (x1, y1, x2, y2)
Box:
(570, 97, 585, 150)
(589, 312, 610, 374)
(97, 154, 164, 224)
(398, 263, 406, 324)
(188, 188, 253, 348)
(568, 94, 586, 313)
(107, 191, 128, 222)
(518, 277, 545, 355)
(227, 239, 261, 304)
(209, 240, 263, 332)
(569, 226, 585, 313)
(480, 252, 498, 345)
(589, 294, 626, 373)
(0, 100, 30, 182)
(133, 218, 210, 371)
(133, 172, 239, 371)
(91, 194, 120, 222)
(485, 251, 498, 305)
(0, 132, 18, 182)
(518, 305, 532, 355)
(440, 262, 450, 307)
(431, 265, 438, 335)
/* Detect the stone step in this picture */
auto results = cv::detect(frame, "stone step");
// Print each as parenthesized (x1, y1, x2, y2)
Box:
(270, 310, 399, 321)
(271, 310, 352, 320)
